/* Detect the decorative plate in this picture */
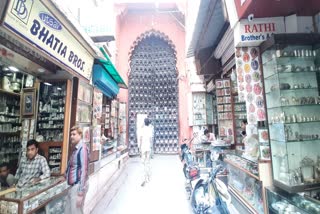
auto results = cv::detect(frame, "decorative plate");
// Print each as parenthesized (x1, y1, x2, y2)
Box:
(246, 84, 252, 93)
(244, 64, 251, 73)
(250, 48, 258, 59)
(257, 108, 265, 120)
(224, 79, 231, 88)
(252, 72, 260, 82)
(255, 96, 264, 108)
(216, 80, 223, 88)
(224, 88, 231, 95)
(251, 60, 259, 70)
(249, 103, 255, 113)
(238, 74, 244, 83)
(237, 67, 243, 75)
(237, 59, 243, 66)
(248, 114, 257, 124)
(258, 129, 269, 142)
(239, 85, 244, 91)
(260, 146, 271, 160)
(245, 74, 252, 83)
(253, 83, 262, 95)
(247, 93, 254, 103)
(243, 53, 250, 62)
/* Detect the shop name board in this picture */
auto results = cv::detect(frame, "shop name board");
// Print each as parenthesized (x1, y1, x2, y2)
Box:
(234, 17, 285, 47)
(2, 0, 94, 79)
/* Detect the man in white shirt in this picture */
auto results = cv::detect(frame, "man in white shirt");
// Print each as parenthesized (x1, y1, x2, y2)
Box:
(139, 118, 153, 187)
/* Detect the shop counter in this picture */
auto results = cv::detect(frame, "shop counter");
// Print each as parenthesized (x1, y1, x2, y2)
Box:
(0, 177, 69, 214)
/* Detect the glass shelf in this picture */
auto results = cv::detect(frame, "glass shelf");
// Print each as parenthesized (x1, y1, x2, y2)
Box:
(268, 104, 320, 110)
(270, 138, 320, 143)
(263, 55, 316, 66)
(266, 87, 319, 95)
(270, 121, 320, 125)
(264, 69, 319, 80)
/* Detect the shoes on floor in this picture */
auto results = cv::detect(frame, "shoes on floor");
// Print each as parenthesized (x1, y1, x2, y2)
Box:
(141, 181, 146, 187)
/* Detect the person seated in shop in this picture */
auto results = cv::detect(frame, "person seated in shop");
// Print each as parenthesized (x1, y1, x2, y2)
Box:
(0, 163, 15, 188)
(202, 129, 216, 142)
(15, 140, 50, 188)
(241, 119, 248, 137)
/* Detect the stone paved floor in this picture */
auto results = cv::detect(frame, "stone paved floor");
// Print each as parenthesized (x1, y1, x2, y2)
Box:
(91, 155, 193, 214)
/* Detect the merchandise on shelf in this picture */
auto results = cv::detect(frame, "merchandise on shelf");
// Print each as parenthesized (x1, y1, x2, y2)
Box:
(36, 82, 66, 142)
(216, 79, 234, 144)
(261, 34, 320, 192)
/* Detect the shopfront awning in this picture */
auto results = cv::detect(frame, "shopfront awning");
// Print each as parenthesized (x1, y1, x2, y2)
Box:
(93, 64, 119, 98)
(95, 47, 127, 89)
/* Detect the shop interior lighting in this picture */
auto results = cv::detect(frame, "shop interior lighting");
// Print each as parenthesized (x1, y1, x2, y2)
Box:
(2, 67, 9, 71)
(44, 82, 52, 86)
(37, 68, 45, 73)
(8, 66, 19, 72)
(57, 87, 62, 90)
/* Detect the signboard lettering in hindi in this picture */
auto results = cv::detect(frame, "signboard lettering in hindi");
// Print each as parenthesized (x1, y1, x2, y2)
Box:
(3, 0, 94, 79)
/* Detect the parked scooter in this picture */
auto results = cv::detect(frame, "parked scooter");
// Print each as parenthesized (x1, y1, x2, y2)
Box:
(180, 134, 200, 199)
(191, 161, 230, 214)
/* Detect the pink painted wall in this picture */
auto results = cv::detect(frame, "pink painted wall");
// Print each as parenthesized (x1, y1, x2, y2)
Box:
(115, 6, 192, 145)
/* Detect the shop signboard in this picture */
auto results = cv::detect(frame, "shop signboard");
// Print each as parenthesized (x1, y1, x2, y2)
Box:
(234, 17, 285, 47)
(2, 0, 94, 80)
(0, 0, 9, 25)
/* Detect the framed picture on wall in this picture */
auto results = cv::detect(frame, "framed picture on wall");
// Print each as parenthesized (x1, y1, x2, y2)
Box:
(22, 88, 36, 116)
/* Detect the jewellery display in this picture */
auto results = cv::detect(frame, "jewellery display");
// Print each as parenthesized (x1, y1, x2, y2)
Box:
(228, 164, 264, 213)
(0, 177, 69, 214)
(225, 152, 259, 176)
(48, 147, 62, 173)
(266, 187, 320, 214)
(262, 34, 320, 192)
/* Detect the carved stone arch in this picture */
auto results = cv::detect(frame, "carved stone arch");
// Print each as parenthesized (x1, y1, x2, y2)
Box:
(127, 29, 179, 155)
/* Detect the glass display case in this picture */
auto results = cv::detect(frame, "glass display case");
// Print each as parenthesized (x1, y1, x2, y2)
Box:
(225, 151, 259, 178)
(0, 177, 69, 214)
(228, 163, 264, 213)
(225, 150, 272, 213)
(261, 34, 320, 193)
(266, 187, 320, 214)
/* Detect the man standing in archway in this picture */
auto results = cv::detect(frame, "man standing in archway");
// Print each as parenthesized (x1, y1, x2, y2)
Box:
(139, 118, 153, 187)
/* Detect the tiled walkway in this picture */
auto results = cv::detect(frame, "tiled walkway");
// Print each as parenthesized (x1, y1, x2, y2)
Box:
(91, 155, 193, 214)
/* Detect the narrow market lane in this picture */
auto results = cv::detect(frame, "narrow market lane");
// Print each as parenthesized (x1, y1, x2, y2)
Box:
(91, 155, 192, 214)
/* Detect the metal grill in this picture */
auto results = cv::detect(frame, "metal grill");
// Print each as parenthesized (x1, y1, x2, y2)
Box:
(128, 36, 179, 155)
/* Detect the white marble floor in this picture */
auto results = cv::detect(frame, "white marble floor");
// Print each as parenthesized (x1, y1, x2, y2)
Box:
(91, 155, 193, 214)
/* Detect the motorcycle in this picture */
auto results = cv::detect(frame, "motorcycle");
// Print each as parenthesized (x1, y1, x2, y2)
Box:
(191, 158, 231, 214)
(180, 134, 200, 199)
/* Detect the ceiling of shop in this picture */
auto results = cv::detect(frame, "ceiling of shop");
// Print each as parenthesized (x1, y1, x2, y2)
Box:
(236, 0, 320, 19)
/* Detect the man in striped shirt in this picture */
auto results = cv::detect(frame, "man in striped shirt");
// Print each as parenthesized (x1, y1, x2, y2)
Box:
(64, 126, 89, 214)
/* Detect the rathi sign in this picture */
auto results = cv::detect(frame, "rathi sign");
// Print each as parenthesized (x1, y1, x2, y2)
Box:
(2, 0, 94, 79)
(234, 17, 285, 47)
